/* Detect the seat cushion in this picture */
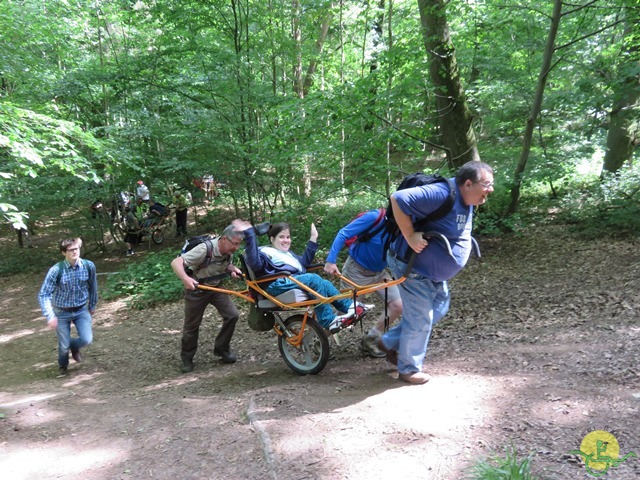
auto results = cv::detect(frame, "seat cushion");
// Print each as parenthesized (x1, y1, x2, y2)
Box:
(257, 289, 309, 309)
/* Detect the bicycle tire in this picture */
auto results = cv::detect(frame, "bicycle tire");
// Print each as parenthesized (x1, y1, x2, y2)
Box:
(151, 228, 164, 244)
(278, 314, 329, 375)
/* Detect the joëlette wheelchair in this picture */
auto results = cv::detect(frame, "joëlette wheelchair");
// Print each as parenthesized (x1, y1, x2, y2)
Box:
(196, 232, 463, 376)
(139, 207, 173, 245)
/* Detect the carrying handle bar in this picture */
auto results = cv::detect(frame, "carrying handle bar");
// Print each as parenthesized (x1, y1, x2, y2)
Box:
(402, 231, 451, 275)
(402, 231, 480, 276)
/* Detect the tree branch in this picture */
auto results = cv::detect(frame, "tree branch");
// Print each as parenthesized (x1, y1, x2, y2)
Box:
(368, 110, 451, 155)
(561, 0, 599, 17)
(555, 19, 625, 51)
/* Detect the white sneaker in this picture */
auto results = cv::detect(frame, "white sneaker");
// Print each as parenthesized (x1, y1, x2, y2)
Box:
(328, 302, 373, 333)
(343, 301, 374, 316)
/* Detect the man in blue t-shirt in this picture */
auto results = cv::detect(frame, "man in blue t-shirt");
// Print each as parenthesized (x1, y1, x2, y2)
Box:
(380, 161, 494, 385)
(324, 209, 402, 358)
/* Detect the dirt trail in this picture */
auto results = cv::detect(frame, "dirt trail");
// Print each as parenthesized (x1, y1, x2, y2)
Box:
(1, 226, 639, 479)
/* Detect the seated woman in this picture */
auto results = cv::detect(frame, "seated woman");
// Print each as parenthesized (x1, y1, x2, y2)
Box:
(233, 220, 367, 331)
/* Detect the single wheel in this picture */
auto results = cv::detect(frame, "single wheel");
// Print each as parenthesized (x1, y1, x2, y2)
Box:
(151, 228, 164, 244)
(278, 314, 329, 375)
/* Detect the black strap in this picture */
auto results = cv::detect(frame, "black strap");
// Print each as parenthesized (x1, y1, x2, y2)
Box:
(199, 238, 214, 269)
(195, 272, 231, 285)
(55, 260, 94, 285)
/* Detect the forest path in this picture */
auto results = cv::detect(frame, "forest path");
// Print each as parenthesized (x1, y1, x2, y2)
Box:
(1, 226, 639, 479)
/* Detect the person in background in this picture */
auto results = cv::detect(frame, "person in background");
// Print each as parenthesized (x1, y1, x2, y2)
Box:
(174, 191, 189, 236)
(136, 180, 150, 202)
(170, 224, 245, 373)
(324, 209, 402, 357)
(38, 238, 98, 377)
(381, 161, 494, 385)
(124, 206, 141, 256)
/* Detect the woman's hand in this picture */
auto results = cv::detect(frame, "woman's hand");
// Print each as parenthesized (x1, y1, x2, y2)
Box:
(309, 223, 318, 243)
(232, 219, 253, 232)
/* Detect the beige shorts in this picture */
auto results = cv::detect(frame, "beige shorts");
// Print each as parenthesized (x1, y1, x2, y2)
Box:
(340, 256, 400, 303)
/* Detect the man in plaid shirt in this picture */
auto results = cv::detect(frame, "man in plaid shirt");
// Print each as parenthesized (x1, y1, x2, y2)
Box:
(38, 238, 98, 376)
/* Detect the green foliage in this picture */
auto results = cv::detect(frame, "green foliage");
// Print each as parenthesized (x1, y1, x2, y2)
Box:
(1, 0, 635, 258)
(0, 242, 58, 277)
(474, 209, 524, 237)
(466, 446, 538, 480)
(556, 166, 640, 238)
(102, 249, 183, 309)
(0, 102, 109, 227)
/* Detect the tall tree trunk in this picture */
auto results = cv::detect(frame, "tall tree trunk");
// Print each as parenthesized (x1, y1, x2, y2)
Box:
(292, 0, 303, 98)
(302, 5, 334, 96)
(507, 0, 563, 216)
(417, 0, 479, 169)
(340, 0, 346, 194)
(602, 13, 639, 174)
(385, 0, 394, 195)
(230, 0, 255, 220)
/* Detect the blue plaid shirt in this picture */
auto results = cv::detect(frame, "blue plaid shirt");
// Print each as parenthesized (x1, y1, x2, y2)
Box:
(38, 259, 98, 321)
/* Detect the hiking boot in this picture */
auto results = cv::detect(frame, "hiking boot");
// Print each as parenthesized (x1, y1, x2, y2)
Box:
(71, 348, 82, 363)
(57, 366, 68, 377)
(181, 360, 194, 373)
(361, 335, 386, 358)
(214, 349, 237, 364)
(399, 372, 431, 385)
(126, 250, 135, 256)
(377, 338, 398, 366)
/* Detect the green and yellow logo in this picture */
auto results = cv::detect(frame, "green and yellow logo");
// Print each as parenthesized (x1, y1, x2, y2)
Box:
(570, 430, 636, 477)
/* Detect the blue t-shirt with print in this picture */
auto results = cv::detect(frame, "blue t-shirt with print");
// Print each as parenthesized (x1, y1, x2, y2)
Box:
(392, 179, 473, 281)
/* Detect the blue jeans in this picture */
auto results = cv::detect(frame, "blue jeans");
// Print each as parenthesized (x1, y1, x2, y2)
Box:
(267, 273, 352, 328)
(54, 308, 93, 368)
(382, 255, 450, 375)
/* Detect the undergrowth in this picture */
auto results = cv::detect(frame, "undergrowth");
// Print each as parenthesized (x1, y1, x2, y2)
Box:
(102, 248, 184, 309)
(466, 446, 538, 480)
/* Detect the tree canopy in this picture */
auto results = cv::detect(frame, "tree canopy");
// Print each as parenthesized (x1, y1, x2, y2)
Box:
(1, 0, 638, 232)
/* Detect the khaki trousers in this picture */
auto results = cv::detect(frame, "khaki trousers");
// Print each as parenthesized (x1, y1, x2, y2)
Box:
(181, 288, 239, 361)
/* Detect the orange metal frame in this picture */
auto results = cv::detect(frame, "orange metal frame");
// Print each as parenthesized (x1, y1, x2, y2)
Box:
(197, 265, 408, 346)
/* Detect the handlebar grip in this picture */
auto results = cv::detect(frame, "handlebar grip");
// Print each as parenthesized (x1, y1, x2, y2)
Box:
(471, 236, 481, 258)
(422, 231, 454, 258)
(402, 232, 482, 276)
(401, 231, 454, 277)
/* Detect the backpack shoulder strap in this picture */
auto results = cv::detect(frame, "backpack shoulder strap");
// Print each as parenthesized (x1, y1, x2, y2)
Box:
(199, 238, 214, 269)
(85, 259, 95, 278)
(55, 260, 95, 285)
(356, 208, 387, 244)
(55, 261, 65, 285)
(414, 178, 456, 231)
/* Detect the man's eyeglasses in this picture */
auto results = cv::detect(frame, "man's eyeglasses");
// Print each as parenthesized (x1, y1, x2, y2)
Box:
(227, 239, 243, 247)
(66, 247, 80, 252)
(476, 181, 494, 189)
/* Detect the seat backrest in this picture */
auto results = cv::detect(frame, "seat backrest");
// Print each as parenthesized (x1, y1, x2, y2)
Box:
(240, 254, 309, 309)
(240, 254, 257, 281)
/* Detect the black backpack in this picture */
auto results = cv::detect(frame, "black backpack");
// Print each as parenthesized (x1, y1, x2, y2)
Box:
(357, 173, 456, 259)
(384, 172, 455, 236)
(179, 235, 215, 270)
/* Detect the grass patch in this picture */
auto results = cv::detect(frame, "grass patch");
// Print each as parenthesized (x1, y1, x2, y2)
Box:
(466, 446, 538, 480)
(102, 248, 183, 309)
